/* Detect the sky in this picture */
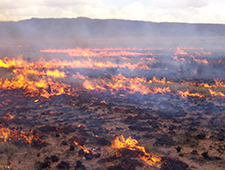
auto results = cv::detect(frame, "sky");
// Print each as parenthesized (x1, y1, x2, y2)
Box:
(0, 0, 224, 24)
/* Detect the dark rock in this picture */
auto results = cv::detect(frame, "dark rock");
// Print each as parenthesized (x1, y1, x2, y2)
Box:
(51, 155, 59, 162)
(56, 161, 70, 169)
(213, 156, 222, 160)
(176, 146, 181, 152)
(201, 152, 210, 159)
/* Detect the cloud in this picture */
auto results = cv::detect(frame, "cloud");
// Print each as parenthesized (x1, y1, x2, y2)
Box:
(0, 0, 42, 9)
(0, 0, 224, 24)
(175, 0, 209, 8)
(44, 0, 100, 8)
(60, 8, 78, 18)
(0, 13, 7, 21)
(151, 0, 174, 9)
(113, 1, 150, 21)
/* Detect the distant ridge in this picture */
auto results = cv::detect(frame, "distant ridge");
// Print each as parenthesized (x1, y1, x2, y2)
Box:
(0, 17, 225, 40)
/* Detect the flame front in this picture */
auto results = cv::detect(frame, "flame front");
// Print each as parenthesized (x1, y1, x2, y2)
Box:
(113, 135, 161, 166)
(0, 75, 73, 98)
(178, 89, 205, 98)
(0, 46, 224, 100)
(83, 73, 172, 95)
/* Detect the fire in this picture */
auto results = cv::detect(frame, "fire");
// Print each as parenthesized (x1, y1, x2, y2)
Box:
(214, 79, 225, 88)
(180, 47, 203, 50)
(177, 89, 205, 98)
(153, 87, 171, 94)
(113, 135, 161, 166)
(174, 47, 188, 55)
(201, 51, 211, 55)
(0, 126, 44, 146)
(0, 47, 223, 100)
(0, 126, 10, 142)
(182, 78, 225, 88)
(0, 75, 73, 98)
(83, 73, 172, 95)
(191, 55, 209, 64)
(12, 68, 66, 78)
(140, 57, 156, 61)
(208, 89, 225, 98)
(172, 56, 186, 61)
(0, 165, 10, 169)
(40, 47, 156, 58)
(148, 77, 172, 84)
(0, 57, 154, 75)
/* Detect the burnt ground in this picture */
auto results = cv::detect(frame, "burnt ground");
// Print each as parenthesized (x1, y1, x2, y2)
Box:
(0, 38, 225, 170)
(0, 88, 225, 170)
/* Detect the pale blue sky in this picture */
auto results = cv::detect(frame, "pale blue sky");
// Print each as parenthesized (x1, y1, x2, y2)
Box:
(0, 0, 224, 24)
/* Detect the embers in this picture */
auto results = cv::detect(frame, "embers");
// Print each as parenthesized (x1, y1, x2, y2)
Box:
(72, 135, 86, 146)
(78, 148, 101, 160)
(15, 129, 44, 146)
(72, 135, 101, 160)
(0, 126, 45, 147)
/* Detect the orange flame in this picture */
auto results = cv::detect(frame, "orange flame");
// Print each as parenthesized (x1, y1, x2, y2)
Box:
(0, 57, 154, 73)
(177, 89, 205, 98)
(113, 135, 161, 166)
(0, 127, 10, 142)
(174, 47, 188, 55)
(40, 47, 156, 58)
(0, 75, 73, 98)
(0, 126, 44, 145)
(148, 77, 172, 84)
(83, 73, 171, 95)
(182, 78, 225, 88)
(208, 89, 225, 98)
(191, 55, 209, 64)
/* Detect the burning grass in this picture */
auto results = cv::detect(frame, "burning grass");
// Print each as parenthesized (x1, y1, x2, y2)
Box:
(0, 44, 225, 169)
(112, 135, 161, 166)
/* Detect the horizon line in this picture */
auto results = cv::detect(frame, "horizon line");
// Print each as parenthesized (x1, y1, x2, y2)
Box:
(0, 17, 225, 25)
